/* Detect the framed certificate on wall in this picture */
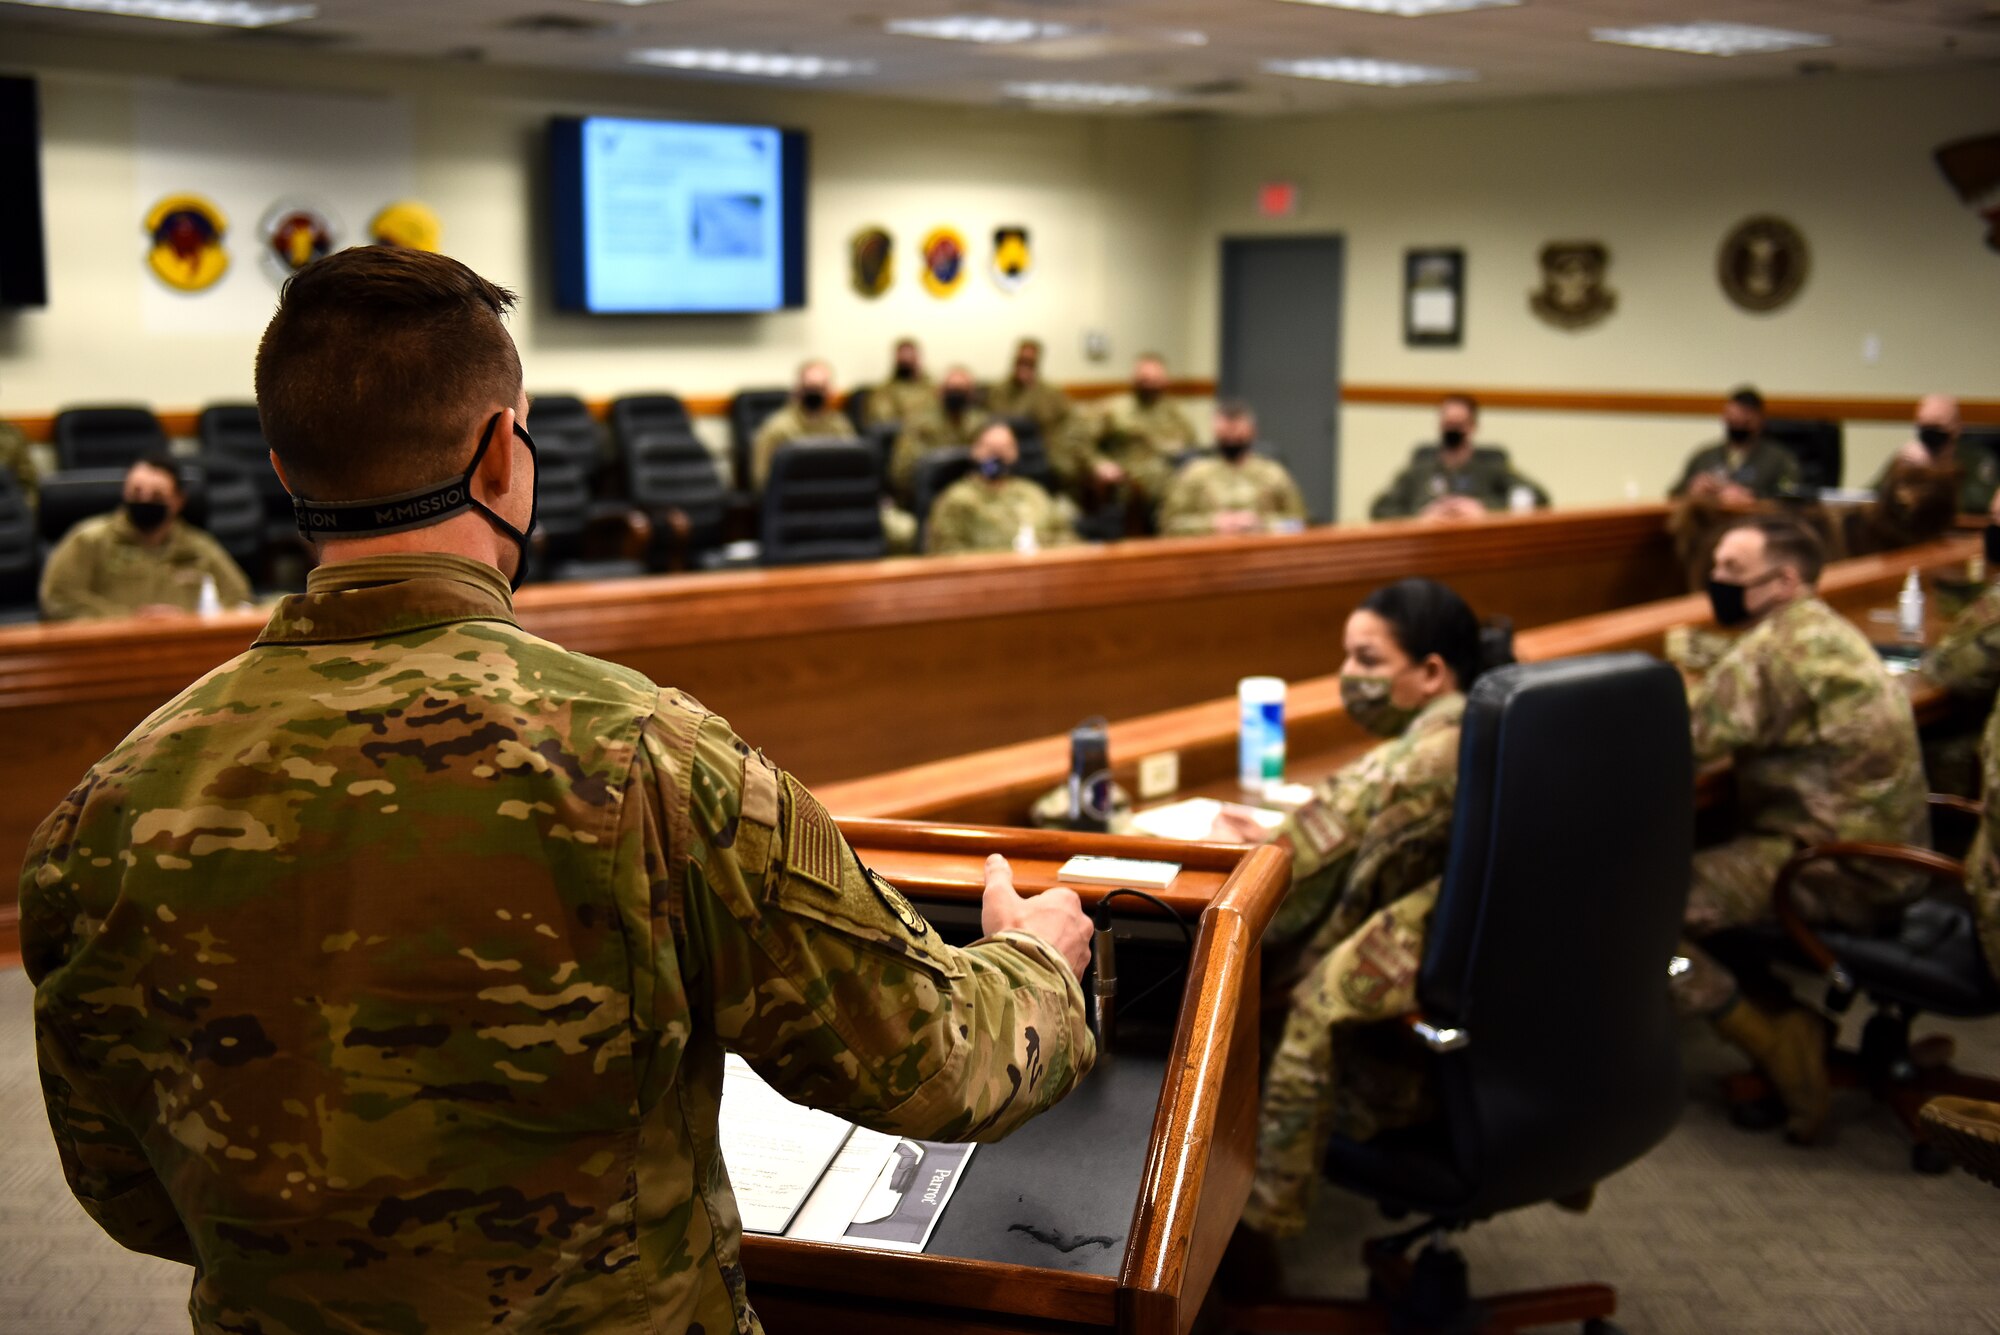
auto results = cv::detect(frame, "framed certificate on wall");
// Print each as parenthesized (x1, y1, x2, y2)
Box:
(1404, 247, 1464, 348)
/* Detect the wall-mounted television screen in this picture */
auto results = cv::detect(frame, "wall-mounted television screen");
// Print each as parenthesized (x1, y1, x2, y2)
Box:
(550, 115, 807, 314)
(0, 75, 50, 309)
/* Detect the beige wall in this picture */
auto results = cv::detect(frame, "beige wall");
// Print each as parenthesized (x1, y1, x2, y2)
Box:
(0, 31, 1200, 421)
(1188, 66, 2000, 518)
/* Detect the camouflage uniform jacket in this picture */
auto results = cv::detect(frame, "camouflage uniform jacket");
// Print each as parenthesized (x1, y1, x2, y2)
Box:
(1670, 439, 1801, 500)
(1158, 455, 1308, 536)
(866, 375, 937, 429)
(1957, 444, 2000, 516)
(1095, 396, 1198, 502)
(1923, 580, 2000, 703)
(1690, 595, 1927, 852)
(1368, 446, 1549, 520)
(39, 511, 253, 622)
(22, 552, 1092, 1335)
(750, 402, 857, 490)
(0, 419, 42, 511)
(983, 378, 1072, 441)
(890, 406, 990, 505)
(1264, 693, 1465, 968)
(1961, 699, 2000, 979)
(925, 476, 1077, 556)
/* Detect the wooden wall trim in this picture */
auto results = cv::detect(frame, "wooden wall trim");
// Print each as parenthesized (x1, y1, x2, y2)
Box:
(14, 382, 1992, 444)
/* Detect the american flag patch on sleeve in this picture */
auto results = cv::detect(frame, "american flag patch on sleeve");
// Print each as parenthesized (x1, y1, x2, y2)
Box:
(784, 774, 846, 894)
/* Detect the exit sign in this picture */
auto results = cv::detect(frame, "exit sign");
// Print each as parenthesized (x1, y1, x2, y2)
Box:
(1258, 181, 1299, 218)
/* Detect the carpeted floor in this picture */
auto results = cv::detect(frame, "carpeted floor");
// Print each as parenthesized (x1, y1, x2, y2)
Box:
(3, 964, 1996, 1333)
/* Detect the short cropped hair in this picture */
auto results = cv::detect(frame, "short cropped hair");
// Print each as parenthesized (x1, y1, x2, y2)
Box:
(1214, 398, 1256, 423)
(1741, 516, 1825, 584)
(1441, 392, 1479, 418)
(1729, 386, 1766, 415)
(129, 452, 183, 496)
(255, 246, 522, 501)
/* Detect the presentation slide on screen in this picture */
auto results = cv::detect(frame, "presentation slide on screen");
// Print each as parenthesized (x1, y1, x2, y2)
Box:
(583, 117, 785, 313)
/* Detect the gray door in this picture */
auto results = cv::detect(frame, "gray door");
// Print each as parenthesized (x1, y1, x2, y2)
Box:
(1218, 236, 1344, 522)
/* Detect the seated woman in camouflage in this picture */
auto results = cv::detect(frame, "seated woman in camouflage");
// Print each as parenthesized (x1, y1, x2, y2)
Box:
(1215, 578, 1510, 1238)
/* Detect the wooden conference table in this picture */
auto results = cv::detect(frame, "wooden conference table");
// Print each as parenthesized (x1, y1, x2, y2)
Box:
(0, 505, 1685, 951)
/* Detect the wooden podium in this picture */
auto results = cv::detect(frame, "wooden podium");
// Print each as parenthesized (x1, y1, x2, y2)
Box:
(740, 818, 1291, 1335)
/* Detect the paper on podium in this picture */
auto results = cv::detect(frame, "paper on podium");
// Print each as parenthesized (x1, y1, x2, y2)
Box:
(719, 1055, 855, 1235)
(1128, 797, 1285, 842)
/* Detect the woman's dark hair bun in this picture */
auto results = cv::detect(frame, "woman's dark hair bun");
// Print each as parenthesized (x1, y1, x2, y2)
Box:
(1359, 577, 1496, 692)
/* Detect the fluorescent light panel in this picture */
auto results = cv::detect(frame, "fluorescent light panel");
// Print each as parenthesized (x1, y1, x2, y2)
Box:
(1274, 0, 1518, 15)
(0, 0, 314, 24)
(1266, 56, 1476, 86)
(1591, 22, 1832, 57)
(1003, 80, 1173, 106)
(885, 15, 1078, 43)
(631, 48, 874, 79)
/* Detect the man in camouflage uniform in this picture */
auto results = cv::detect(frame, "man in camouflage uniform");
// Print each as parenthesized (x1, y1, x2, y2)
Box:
(39, 452, 253, 621)
(1368, 393, 1549, 521)
(1678, 517, 1927, 1142)
(1158, 401, 1308, 537)
(0, 412, 43, 512)
(866, 337, 936, 429)
(749, 358, 857, 491)
(925, 421, 1077, 556)
(889, 365, 988, 506)
(1862, 395, 1973, 551)
(1670, 386, 1801, 502)
(985, 338, 1099, 501)
(1091, 352, 1199, 511)
(22, 245, 1094, 1335)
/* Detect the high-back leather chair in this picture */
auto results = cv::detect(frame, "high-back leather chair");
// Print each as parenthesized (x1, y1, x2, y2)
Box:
(1000, 415, 1058, 495)
(190, 458, 263, 571)
(0, 469, 35, 613)
(527, 393, 608, 482)
(760, 442, 885, 567)
(844, 385, 874, 432)
(910, 447, 975, 547)
(36, 469, 126, 546)
(626, 428, 727, 571)
(728, 388, 791, 494)
(609, 394, 692, 475)
(53, 406, 169, 471)
(1234, 653, 1692, 1335)
(1764, 417, 1844, 491)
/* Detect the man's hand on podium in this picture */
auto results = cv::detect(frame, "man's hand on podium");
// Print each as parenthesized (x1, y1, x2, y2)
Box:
(981, 853, 1091, 977)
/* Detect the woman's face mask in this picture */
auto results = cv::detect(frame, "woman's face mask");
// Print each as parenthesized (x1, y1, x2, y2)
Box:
(1340, 669, 1422, 739)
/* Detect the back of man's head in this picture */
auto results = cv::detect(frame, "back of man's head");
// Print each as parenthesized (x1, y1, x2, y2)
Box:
(255, 246, 521, 503)
(1746, 516, 1825, 585)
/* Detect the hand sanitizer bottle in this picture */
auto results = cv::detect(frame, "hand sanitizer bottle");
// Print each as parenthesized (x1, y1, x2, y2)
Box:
(197, 573, 222, 618)
(1897, 568, 1925, 645)
(1013, 522, 1038, 555)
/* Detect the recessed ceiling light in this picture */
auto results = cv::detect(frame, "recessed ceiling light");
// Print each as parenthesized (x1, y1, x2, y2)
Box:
(1591, 22, 1832, 57)
(0, 0, 314, 25)
(885, 15, 1078, 43)
(1002, 80, 1174, 106)
(1274, 0, 1518, 15)
(630, 48, 875, 79)
(1265, 56, 1477, 86)
(575, 0, 684, 6)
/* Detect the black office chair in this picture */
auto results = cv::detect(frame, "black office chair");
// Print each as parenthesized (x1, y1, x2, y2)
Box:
(1001, 416, 1058, 495)
(910, 447, 976, 548)
(626, 428, 728, 571)
(524, 457, 648, 584)
(1959, 427, 2000, 510)
(1764, 417, 1844, 491)
(609, 393, 692, 475)
(189, 458, 263, 572)
(53, 406, 169, 471)
(845, 385, 874, 432)
(37, 469, 126, 545)
(760, 442, 885, 567)
(1232, 654, 1692, 1335)
(0, 469, 36, 616)
(1707, 797, 2000, 1174)
(728, 388, 792, 494)
(527, 392, 611, 484)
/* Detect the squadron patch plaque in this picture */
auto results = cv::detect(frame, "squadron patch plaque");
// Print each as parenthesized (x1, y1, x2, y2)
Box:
(1717, 215, 1809, 313)
(991, 225, 1032, 293)
(369, 200, 442, 252)
(850, 225, 893, 297)
(259, 199, 338, 285)
(920, 226, 967, 298)
(1934, 133, 2000, 254)
(1529, 240, 1616, 330)
(144, 193, 229, 293)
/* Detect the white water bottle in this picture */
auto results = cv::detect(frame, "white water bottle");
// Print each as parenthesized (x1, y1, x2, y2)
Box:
(196, 573, 222, 618)
(1013, 522, 1038, 554)
(1238, 676, 1286, 790)
(1897, 568, 1925, 645)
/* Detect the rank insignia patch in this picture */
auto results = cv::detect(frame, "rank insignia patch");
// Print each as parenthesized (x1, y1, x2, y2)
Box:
(145, 193, 229, 293)
(991, 225, 1031, 293)
(920, 226, 966, 298)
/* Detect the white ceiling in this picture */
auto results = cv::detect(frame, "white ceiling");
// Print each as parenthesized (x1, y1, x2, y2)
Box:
(4, 0, 1999, 115)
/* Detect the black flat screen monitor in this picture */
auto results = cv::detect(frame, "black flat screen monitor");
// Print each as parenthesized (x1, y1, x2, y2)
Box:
(0, 76, 49, 308)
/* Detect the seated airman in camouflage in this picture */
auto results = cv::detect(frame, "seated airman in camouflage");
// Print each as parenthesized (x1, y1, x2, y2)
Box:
(925, 420, 1078, 556)
(889, 364, 988, 506)
(1089, 352, 1200, 513)
(1157, 400, 1309, 537)
(750, 357, 856, 490)
(1369, 393, 1548, 522)
(39, 452, 253, 622)
(866, 335, 936, 429)
(21, 245, 1095, 1335)
(1678, 517, 1927, 1143)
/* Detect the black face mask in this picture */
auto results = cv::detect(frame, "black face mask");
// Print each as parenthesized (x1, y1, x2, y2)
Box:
(1218, 441, 1251, 463)
(291, 412, 539, 593)
(1918, 425, 1953, 456)
(1135, 385, 1161, 407)
(1985, 523, 2000, 569)
(799, 388, 828, 413)
(942, 389, 971, 415)
(1441, 428, 1468, 449)
(978, 456, 1010, 481)
(893, 362, 918, 381)
(1725, 423, 1753, 445)
(1706, 570, 1779, 629)
(125, 499, 170, 534)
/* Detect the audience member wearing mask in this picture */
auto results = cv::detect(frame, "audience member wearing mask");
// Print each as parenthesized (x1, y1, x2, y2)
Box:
(751, 359, 857, 490)
(1209, 578, 1512, 1243)
(0, 385, 43, 513)
(1866, 393, 1974, 549)
(889, 365, 989, 506)
(1670, 387, 1801, 503)
(868, 337, 937, 429)
(1877, 393, 1992, 514)
(1158, 400, 1309, 536)
(1093, 353, 1199, 511)
(1677, 518, 1926, 1145)
(1369, 393, 1550, 522)
(40, 452, 252, 621)
(924, 421, 1077, 556)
